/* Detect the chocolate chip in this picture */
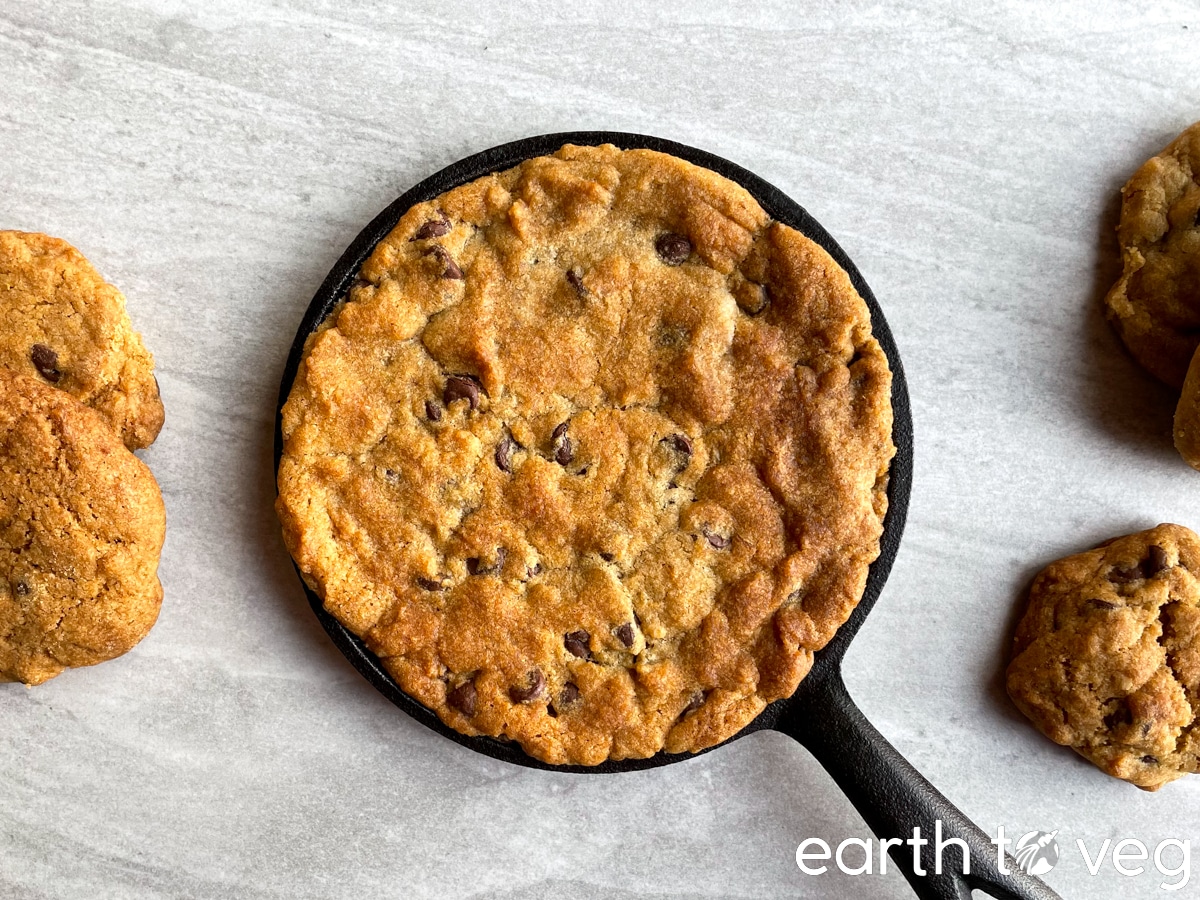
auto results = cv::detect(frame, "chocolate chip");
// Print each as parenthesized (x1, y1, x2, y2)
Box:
(665, 433, 692, 457)
(655, 233, 692, 266)
(559, 682, 581, 706)
(566, 269, 586, 295)
(1087, 598, 1118, 611)
(703, 528, 731, 550)
(495, 435, 517, 473)
(525, 562, 542, 579)
(1143, 545, 1170, 578)
(1142, 755, 1159, 765)
(447, 679, 477, 716)
(509, 669, 546, 704)
(466, 548, 507, 577)
(443, 375, 481, 410)
(416, 577, 447, 591)
(547, 682, 581, 717)
(564, 630, 591, 659)
(1109, 565, 1140, 584)
(411, 216, 450, 240)
(616, 623, 634, 647)
(661, 433, 692, 471)
(599, 552, 614, 563)
(425, 245, 464, 279)
(552, 422, 574, 465)
(681, 691, 705, 715)
(425, 399, 443, 422)
(13, 581, 28, 597)
(30, 344, 61, 383)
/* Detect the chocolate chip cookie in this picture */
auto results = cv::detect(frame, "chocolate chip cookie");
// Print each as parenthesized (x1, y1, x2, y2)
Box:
(1174, 348, 1200, 470)
(0, 231, 164, 449)
(1007, 524, 1200, 790)
(1104, 122, 1200, 388)
(0, 371, 166, 685)
(277, 144, 895, 765)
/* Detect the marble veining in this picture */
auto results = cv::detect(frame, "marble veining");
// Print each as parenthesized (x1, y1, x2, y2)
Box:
(2, 2, 1199, 897)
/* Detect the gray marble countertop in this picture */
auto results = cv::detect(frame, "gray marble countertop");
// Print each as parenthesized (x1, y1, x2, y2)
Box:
(3, 2, 1200, 898)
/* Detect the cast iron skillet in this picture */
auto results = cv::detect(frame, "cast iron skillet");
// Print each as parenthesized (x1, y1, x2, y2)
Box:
(275, 132, 1061, 900)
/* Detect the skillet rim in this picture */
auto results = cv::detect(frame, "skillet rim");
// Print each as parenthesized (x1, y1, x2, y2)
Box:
(272, 130, 914, 773)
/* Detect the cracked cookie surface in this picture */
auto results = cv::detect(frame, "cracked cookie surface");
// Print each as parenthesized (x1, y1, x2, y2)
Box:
(0, 230, 164, 449)
(277, 144, 895, 765)
(1104, 122, 1200, 389)
(1007, 524, 1200, 791)
(0, 371, 166, 685)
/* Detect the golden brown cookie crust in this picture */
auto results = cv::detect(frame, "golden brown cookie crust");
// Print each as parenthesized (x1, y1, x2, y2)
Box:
(1104, 122, 1200, 388)
(0, 231, 164, 449)
(0, 371, 166, 685)
(1007, 524, 1200, 791)
(277, 144, 895, 765)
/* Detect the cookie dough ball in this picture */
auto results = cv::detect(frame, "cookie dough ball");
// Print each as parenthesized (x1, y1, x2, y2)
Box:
(1006, 524, 1200, 790)
(1104, 121, 1200, 388)
(0, 230, 164, 449)
(0, 371, 166, 685)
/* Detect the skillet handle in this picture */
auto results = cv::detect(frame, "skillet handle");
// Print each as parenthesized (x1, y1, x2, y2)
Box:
(776, 670, 1062, 900)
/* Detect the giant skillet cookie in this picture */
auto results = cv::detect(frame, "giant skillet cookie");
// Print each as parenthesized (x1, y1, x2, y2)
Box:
(277, 144, 895, 765)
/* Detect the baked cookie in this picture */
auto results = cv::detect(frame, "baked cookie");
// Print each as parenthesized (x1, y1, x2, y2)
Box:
(1104, 122, 1200, 388)
(277, 144, 895, 765)
(1007, 524, 1200, 790)
(0, 230, 164, 449)
(1174, 345, 1200, 469)
(0, 371, 166, 685)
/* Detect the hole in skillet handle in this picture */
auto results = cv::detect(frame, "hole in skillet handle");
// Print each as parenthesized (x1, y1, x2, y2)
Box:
(272, 131, 914, 774)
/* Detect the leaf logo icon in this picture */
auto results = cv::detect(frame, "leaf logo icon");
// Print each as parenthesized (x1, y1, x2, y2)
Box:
(1014, 830, 1060, 876)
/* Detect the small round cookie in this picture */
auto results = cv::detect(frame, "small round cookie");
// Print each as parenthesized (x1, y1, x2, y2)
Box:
(1006, 524, 1200, 791)
(0, 371, 166, 685)
(0, 230, 164, 449)
(1173, 345, 1200, 469)
(1104, 121, 1200, 388)
(278, 144, 895, 765)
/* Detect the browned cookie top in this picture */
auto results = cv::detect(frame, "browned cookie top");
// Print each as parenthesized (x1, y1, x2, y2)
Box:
(277, 144, 895, 765)
(0, 371, 166, 686)
(1007, 524, 1200, 791)
(0, 231, 164, 449)
(1105, 122, 1200, 388)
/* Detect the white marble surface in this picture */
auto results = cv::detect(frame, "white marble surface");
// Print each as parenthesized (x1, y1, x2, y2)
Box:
(2, 2, 1199, 897)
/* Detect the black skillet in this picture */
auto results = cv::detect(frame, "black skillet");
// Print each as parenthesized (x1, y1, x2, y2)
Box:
(275, 132, 1061, 900)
